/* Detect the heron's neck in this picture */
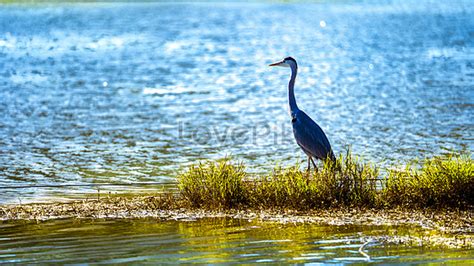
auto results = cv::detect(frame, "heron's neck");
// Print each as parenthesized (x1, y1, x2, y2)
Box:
(288, 64, 298, 113)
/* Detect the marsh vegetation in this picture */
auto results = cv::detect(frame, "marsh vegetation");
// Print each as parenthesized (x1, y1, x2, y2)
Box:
(178, 153, 473, 210)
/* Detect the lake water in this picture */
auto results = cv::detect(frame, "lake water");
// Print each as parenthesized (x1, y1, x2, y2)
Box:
(1, 217, 472, 264)
(1, 1, 473, 202)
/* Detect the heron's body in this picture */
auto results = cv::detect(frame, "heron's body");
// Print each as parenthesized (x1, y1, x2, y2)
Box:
(270, 57, 335, 170)
(292, 109, 334, 162)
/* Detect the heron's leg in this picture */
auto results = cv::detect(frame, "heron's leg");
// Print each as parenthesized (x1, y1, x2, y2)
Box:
(305, 157, 311, 183)
(310, 157, 318, 173)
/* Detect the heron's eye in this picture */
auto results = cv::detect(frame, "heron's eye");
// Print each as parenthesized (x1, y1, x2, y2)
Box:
(291, 117, 297, 123)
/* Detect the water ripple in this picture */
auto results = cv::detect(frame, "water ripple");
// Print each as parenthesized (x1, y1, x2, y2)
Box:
(0, 2, 473, 202)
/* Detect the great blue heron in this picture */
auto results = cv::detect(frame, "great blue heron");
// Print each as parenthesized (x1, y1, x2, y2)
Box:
(269, 57, 335, 172)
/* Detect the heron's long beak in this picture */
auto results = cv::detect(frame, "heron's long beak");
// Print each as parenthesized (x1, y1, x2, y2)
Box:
(269, 60, 284, 67)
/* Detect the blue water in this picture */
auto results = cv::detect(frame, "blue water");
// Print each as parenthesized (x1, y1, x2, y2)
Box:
(0, 1, 473, 202)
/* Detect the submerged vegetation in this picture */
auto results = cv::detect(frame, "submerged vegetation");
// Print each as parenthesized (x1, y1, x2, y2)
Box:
(178, 153, 473, 210)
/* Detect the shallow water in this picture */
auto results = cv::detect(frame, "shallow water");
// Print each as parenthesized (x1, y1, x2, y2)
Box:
(0, 1, 473, 201)
(0, 217, 472, 264)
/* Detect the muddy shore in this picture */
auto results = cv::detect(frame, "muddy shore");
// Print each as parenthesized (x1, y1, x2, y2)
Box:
(1, 196, 472, 249)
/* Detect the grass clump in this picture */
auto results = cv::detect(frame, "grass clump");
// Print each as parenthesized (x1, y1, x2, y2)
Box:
(247, 165, 314, 209)
(178, 151, 379, 210)
(177, 153, 473, 210)
(382, 155, 474, 208)
(178, 158, 246, 209)
(246, 151, 378, 209)
(314, 151, 379, 207)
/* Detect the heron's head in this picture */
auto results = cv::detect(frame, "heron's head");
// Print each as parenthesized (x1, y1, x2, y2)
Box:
(269, 57, 297, 68)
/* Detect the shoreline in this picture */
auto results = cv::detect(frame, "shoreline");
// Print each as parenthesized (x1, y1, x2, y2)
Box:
(1, 195, 472, 249)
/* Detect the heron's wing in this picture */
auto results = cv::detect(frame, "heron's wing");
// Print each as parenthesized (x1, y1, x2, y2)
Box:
(292, 110, 334, 160)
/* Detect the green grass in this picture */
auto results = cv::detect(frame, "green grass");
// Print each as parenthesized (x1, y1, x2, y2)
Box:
(245, 150, 379, 209)
(382, 155, 474, 208)
(177, 152, 473, 210)
(178, 158, 246, 209)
